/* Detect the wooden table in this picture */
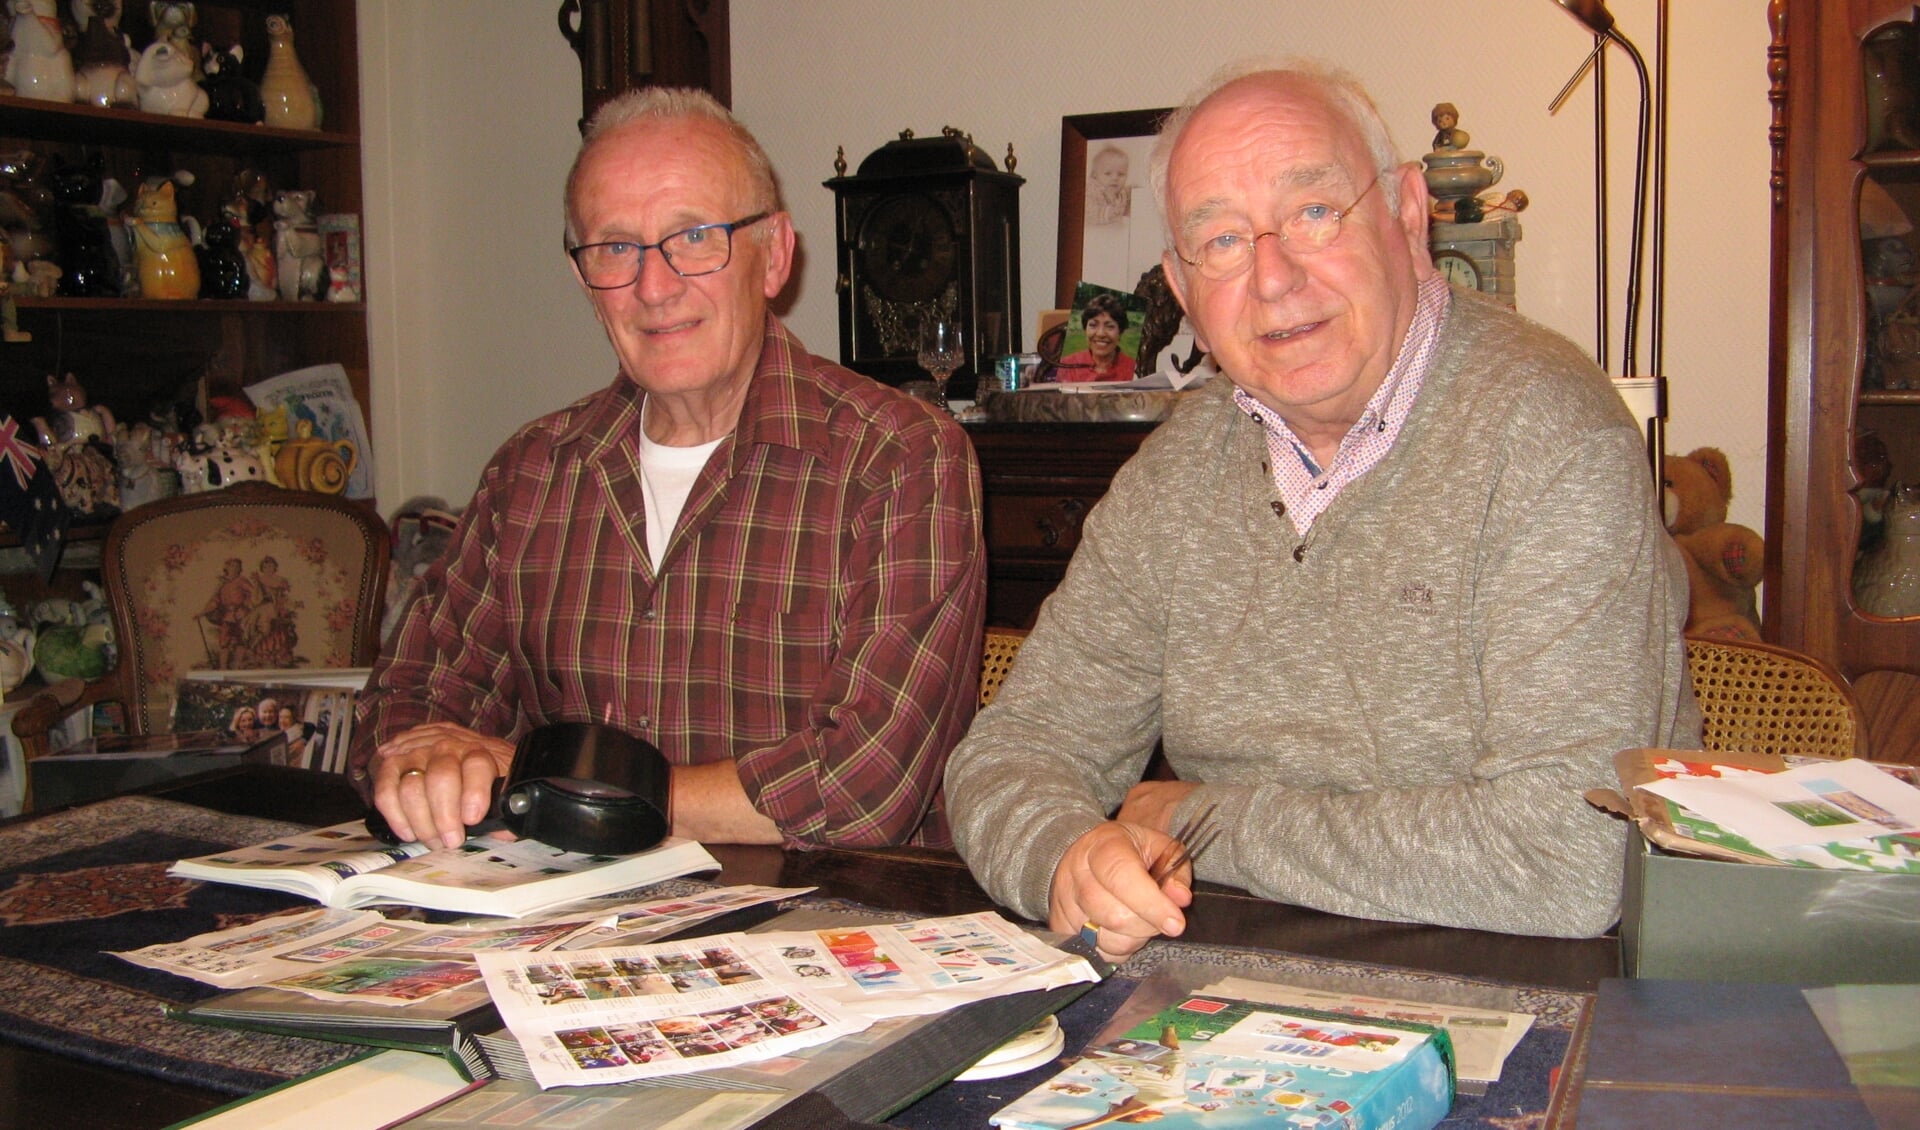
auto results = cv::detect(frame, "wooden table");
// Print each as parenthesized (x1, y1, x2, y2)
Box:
(0, 766, 1619, 1129)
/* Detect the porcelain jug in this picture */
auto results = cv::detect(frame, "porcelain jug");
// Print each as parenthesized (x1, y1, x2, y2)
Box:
(1855, 483, 1920, 618)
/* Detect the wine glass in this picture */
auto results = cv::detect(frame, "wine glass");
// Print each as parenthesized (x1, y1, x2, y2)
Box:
(916, 317, 965, 412)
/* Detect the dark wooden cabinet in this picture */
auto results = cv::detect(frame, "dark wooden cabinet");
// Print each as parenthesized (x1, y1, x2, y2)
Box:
(966, 422, 1155, 628)
(1766, 0, 1920, 760)
(558, 0, 730, 127)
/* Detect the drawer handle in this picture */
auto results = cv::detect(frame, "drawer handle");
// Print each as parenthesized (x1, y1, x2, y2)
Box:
(1037, 498, 1088, 547)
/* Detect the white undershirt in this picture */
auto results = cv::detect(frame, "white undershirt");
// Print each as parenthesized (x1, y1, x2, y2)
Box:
(637, 414, 723, 565)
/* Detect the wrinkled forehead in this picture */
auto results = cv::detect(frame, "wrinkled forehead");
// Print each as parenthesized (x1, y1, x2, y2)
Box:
(1166, 76, 1363, 207)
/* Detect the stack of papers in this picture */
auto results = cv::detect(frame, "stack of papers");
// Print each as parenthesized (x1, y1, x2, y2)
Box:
(476, 911, 1099, 1088)
(1608, 750, 1920, 872)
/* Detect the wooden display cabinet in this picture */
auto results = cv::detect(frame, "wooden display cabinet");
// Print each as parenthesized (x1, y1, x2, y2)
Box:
(1766, 0, 1920, 760)
(0, 0, 369, 564)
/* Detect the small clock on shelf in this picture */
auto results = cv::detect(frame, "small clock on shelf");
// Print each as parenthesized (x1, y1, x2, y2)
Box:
(1431, 248, 1481, 291)
(1429, 217, 1520, 307)
(826, 127, 1023, 386)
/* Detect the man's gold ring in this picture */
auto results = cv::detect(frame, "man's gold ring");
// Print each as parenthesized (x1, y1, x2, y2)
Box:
(400, 768, 426, 780)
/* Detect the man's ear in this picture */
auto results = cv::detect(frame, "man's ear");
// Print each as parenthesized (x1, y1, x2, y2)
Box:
(1161, 252, 1208, 351)
(761, 212, 796, 299)
(1392, 163, 1438, 282)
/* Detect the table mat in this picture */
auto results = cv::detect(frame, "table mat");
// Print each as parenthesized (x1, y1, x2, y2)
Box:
(0, 796, 361, 1093)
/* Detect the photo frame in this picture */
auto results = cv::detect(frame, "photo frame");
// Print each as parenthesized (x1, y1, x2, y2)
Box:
(1055, 107, 1173, 309)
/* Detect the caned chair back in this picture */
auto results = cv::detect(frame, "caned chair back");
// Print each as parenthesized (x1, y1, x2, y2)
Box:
(980, 626, 1028, 708)
(103, 483, 389, 735)
(1685, 635, 1866, 760)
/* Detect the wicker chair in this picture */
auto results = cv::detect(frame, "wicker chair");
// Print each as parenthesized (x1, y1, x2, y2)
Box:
(1685, 635, 1866, 759)
(979, 626, 1028, 708)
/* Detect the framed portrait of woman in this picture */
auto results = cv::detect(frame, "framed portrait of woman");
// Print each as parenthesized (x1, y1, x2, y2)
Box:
(1056, 108, 1172, 309)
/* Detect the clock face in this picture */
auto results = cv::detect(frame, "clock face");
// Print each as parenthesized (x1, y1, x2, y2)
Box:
(1433, 249, 1482, 291)
(857, 193, 958, 304)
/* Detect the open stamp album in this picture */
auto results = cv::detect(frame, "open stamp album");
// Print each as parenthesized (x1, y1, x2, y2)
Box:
(168, 821, 720, 918)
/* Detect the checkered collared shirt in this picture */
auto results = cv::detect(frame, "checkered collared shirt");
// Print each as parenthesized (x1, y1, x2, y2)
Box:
(1235, 275, 1453, 536)
(352, 316, 985, 848)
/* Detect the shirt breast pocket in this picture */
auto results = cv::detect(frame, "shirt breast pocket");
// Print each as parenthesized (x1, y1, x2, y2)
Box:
(717, 595, 836, 739)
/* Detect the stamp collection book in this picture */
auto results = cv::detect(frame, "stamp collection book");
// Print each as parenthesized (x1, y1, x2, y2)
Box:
(167, 821, 721, 918)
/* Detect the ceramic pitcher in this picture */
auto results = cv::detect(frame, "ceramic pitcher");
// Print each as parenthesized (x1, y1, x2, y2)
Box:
(1855, 483, 1920, 618)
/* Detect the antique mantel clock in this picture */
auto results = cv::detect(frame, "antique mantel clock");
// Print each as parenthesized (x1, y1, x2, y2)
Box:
(825, 127, 1023, 385)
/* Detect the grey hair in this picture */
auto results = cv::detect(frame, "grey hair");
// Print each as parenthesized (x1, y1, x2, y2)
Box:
(1147, 58, 1402, 249)
(563, 87, 784, 244)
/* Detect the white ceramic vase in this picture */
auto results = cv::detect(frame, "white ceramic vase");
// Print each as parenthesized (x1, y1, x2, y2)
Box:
(1855, 483, 1920, 618)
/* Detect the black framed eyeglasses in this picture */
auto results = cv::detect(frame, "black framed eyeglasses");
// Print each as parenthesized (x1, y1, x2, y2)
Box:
(1175, 175, 1382, 281)
(567, 211, 770, 288)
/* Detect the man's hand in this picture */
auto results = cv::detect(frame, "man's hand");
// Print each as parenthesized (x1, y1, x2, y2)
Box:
(1116, 779, 1199, 834)
(1048, 820, 1193, 964)
(371, 722, 515, 850)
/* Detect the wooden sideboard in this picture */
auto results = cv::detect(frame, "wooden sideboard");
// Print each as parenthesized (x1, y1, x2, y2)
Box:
(965, 422, 1157, 628)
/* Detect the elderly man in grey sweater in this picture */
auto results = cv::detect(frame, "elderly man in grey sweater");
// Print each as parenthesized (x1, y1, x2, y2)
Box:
(945, 60, 1701, 959)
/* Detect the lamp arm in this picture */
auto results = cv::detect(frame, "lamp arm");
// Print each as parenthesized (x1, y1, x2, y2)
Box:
(1611, 26, 1652, 379)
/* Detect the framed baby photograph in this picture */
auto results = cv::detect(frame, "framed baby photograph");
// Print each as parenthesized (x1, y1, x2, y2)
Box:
(1055, 108, 1173, 309)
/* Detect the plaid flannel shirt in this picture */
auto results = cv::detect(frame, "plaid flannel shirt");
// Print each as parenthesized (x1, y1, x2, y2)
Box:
(351, 316, 985, 847)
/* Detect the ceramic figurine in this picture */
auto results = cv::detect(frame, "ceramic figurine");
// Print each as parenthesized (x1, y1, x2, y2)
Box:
(134, 36, 209, 117)
(71, 3, 138, 107)
(33, 372, 117, 447)
(127, 177, 202, 300)
(50, 156, 126, 298)
(260, 13, 321, 130)
(195, 194, 251, 299)
(32, 373, 121, 516)
(112, 420, 180, 510)
(174, 423, 267, 492)
(200, 41, 263, 124)
(0, 149, 59, 274)
(6, 0, 77, 104)
(1422, 103, 1503, 225)
(272, 188, 324, 301)
(148, 0, 197, 74)
(0, 611, 35, 697)
(272, 417, 357, 493)
(1855, 483, 1920, 618)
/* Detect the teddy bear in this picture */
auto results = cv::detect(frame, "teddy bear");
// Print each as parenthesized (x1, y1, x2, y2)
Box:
(1664, 446, 1765, 641)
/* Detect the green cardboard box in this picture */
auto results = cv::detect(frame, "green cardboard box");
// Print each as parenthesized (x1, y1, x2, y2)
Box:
(1604, 748, 1920, 985)
(1621, 824, 1920, 984)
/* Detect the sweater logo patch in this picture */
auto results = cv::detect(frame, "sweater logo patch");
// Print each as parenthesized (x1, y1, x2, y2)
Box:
(1398, 582, 1437, 615)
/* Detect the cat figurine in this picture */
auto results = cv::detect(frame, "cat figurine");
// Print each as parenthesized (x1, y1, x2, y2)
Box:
(49, 155, 125, 297)
(71, 1, 137, 107)
(194, 194, 250, 299)
(272, 188, 324, 301)
(127, 177, 201, 299)
(134, 35, 208, 117)
(200, 41, 262, 124)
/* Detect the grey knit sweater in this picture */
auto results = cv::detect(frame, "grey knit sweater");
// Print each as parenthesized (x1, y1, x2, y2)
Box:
(946, 292, 1701, 939)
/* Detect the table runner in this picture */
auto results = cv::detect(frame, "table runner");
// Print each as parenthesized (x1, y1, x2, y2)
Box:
(0, 796, 361, 1093)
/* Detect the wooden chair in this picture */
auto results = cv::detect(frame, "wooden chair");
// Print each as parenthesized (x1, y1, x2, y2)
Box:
(979, 626, 1028, 708)
(1685, 634, 1866, 760)
(12, 483, 389, 808)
